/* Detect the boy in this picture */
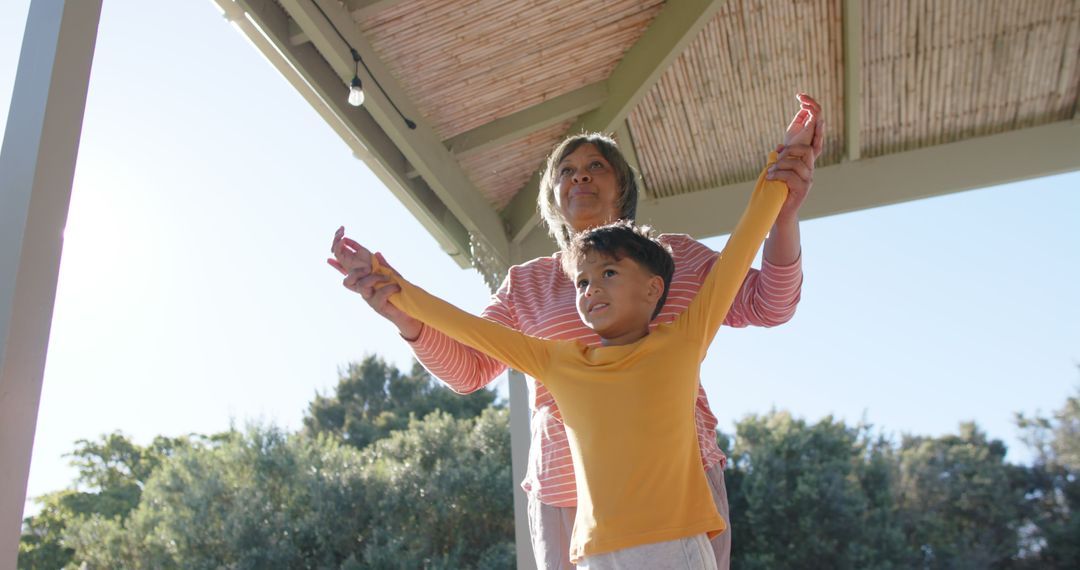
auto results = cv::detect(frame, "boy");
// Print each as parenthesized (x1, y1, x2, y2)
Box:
(359, 153, 788, 568)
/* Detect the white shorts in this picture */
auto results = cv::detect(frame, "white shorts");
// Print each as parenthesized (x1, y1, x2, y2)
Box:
(576, 533, 717, 570)
(527, 463, 731, 570)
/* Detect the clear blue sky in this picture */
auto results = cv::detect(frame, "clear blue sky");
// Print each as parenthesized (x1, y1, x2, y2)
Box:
(4, 0, 1078, 516)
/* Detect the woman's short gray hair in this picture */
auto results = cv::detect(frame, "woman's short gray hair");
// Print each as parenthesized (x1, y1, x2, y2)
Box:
(537, 132, 639, 251)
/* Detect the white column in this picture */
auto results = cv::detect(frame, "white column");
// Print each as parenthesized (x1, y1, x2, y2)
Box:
(507, 369, 537, 569)
(0, 0, 102, 566)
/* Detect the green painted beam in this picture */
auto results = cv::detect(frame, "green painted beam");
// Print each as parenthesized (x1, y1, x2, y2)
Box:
(637, 120, 1080, 239)
(574, 0, 725, 133)
(343, 0, 405, 18)
(287, 18, 308, 46)
(503, 0, 725, 243)
(843, 0, 862, 161)
(505, 169, 543, 244)
(445, 81, 608, 155)
(614, 120, 648, 199)
(232, 0, 472, 265)
(280, 0, 510, 269)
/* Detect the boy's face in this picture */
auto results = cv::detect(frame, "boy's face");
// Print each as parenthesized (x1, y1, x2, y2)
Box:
(572, 251, 664, 345)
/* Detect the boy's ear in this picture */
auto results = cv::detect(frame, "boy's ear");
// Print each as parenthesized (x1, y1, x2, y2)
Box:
(646, 274, 665, 301)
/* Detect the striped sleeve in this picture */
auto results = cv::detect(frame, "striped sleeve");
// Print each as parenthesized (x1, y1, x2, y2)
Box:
(405, 270, 519, 394)
(724, 255, 803, 328)
(665, 234, 804, 329)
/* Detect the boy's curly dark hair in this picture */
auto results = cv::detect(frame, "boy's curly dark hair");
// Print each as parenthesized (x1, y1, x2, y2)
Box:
(562, 221, 674, 320)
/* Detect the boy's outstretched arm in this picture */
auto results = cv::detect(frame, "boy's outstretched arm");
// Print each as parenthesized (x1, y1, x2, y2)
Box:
(366, 254, 552, 380)
(328, 229, 519, 394)
(681, 153, 790, 350)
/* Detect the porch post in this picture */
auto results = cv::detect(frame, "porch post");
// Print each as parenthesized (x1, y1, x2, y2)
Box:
(0, 0, 102, 565)
(507, 369, 536, 569)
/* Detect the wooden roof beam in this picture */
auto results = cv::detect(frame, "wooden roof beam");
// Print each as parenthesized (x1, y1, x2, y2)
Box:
(514, 121, 1080, 259)
(503, 0, 725, 248)
(445, 82, 608, 156)
(280, 0, 510, 269)
(287, 18, 309, 46)
(642, 121, 1080, 240)
(614, 120, 648, 199)
(842, 0, 862, 161)
(343, 0, 406, 19)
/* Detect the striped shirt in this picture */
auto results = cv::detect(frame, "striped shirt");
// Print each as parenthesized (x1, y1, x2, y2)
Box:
(409, 233, 803, 507)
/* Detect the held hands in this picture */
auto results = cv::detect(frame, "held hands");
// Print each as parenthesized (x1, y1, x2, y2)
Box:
(327, 226, 423, 340)
(767, 93, 825, 222)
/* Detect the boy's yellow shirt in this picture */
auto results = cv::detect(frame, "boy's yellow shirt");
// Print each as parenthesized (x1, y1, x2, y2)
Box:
(373, 153, 787, 562)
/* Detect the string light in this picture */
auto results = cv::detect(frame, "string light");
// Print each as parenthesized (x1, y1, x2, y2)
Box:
(348, 50, 364, 107)
(312, 2, 415, 129)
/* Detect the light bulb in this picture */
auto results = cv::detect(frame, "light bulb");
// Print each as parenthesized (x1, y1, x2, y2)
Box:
(348, 77, 364, 106)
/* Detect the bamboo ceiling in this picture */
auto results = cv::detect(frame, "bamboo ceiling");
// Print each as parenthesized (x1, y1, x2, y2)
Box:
(234, 0, 1080, 276)
(357, 0, 666, 139)
(345, 0, 1080, 212)
(628, 0, 845, 199)
(861, 0, 1080, 157)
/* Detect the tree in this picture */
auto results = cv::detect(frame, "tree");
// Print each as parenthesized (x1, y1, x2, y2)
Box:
(62, 411, 514, 569)
(303, 355, 500, 450)
(893, 422, 1026, 569)
(1015, 382, 1080, 568)
(356, 408, 514, 569)
(64, 427, 373, 569)
(18, 433, 190, 569)
(25, 354, 510, 569)
(724, 411, 906, 570)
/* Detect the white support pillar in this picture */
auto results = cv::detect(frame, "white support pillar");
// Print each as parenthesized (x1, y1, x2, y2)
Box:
(0, 0, 102, 566)
(507, 369, 537, 569)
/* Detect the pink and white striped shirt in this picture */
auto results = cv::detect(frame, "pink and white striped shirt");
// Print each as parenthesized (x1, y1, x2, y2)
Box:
(409, 233, 802, 507)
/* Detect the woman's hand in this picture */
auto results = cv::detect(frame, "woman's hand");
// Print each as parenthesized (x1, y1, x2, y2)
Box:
(768, 93, 825, 222)
(762, 94, 824, 265)
(327, 226, 423, 340)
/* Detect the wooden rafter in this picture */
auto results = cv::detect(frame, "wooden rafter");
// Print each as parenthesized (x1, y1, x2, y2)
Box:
(343, 0, 405, 19)
(512, 120, 1080, 260)
(655, 121, 1080, 246)
(445, 82, 608, 156)
(843, 0, 861, 161)
(502, 0, 726, 248)
(614, 120, 648, 200)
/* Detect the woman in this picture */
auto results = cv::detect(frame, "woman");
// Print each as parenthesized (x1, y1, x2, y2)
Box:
(330, 93, 824, 570)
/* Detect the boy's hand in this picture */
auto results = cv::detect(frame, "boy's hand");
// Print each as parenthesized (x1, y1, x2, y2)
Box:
(768, 93, 825, 222)
(327, 227, 423, 340)
(782, 93, 821, 149)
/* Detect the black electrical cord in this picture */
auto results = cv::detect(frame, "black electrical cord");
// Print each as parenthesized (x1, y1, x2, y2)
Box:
(312, 0, 416, 130)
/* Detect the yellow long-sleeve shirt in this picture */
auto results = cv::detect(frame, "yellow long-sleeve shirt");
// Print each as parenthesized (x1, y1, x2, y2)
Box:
(374, 154, 788, 562)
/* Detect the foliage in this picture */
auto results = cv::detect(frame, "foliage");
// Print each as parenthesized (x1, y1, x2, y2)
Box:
(18, 433, 192, 569)
(303, 355, 500, 450)
(63, 427, 372, 569)
(53, 410, 512, 569)
(20, 355, 1080, 569)
(1014, 382, 1080, 568)
(352, 408, 514, 569)
(724, 411, 906, 570)
(892, 423, 1026, 568)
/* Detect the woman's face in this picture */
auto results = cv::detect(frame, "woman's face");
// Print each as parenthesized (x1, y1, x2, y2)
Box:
(554, 143, 621, 233)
